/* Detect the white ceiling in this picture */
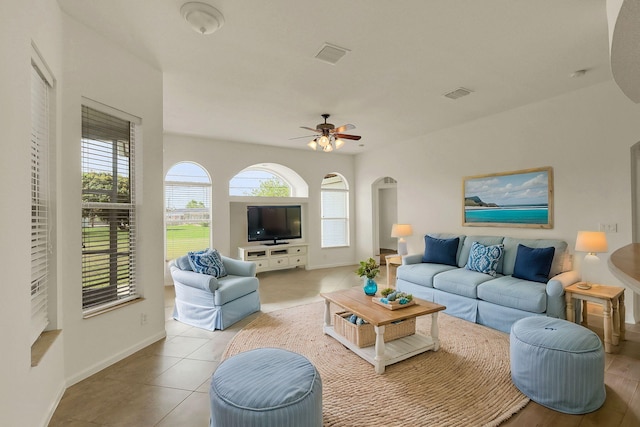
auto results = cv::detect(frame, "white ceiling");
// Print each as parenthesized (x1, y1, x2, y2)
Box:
(57, 0, 611, 154)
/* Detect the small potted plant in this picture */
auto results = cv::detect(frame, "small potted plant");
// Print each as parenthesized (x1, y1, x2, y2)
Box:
(356, 257, 380, 296)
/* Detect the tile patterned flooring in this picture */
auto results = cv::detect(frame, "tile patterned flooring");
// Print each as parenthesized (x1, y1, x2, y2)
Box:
(50, 266, 640, 426)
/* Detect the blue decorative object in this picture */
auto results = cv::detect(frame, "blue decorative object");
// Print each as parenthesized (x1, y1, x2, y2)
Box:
(513, 244, 555, 283)
(187, 248, 228, 278)
(466, 242, 504, 277)
(422, 235, 459, 266)
(363, 278, 378, 296)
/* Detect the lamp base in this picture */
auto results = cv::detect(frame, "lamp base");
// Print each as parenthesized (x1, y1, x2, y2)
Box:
(397, 240, 408, 256)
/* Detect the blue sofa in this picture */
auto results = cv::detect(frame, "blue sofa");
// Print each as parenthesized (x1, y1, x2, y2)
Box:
(396, 233, 580, 333)
(170, 254, 261, 331)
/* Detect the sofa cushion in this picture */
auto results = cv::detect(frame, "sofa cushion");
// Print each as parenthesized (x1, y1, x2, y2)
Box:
(176, 255, 193, 271)
(458, 236, 505, 272)
(502, 237, 568, 277)
(477, 275, 547, 313)
(396, 263, 457, 288)
(422, 235, 459, 266)
(214, 275, 260, 305)
(433, 268, 495, 299)
(466, 242, 504, 277)
(188, 248, 228, 278)
(512, 245, 555, 283)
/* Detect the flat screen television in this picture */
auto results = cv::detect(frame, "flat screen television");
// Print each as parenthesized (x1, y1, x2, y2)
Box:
(247, 205, 302, 245)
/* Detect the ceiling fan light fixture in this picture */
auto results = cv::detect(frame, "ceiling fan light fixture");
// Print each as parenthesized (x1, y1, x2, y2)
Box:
(318, 135, 330, 147)
(323, 144, 334, 152)
(181, 2, 225, 35)
(307, 139, 318, 150)
(334, 138, 345, 149)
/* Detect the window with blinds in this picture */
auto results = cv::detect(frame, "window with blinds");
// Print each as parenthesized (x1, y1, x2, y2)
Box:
(81, 105, 138, 313)
(30, 60, 51, 345)
(165, 162, 212, 260)
(321, 173, 349, 248)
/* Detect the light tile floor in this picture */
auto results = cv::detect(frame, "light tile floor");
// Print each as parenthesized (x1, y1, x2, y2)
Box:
(50, 266, 640, 426)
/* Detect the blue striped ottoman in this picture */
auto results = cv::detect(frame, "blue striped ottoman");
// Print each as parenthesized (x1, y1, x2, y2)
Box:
(210, 348, 322, 427)
(510, 317, 605, 414)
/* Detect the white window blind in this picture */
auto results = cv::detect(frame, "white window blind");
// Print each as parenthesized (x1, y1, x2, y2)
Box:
(30, 63, 50, 344)
(81, 105, 138, 313)
(321, 174, 349, 248)
(165, 162, 212, 260)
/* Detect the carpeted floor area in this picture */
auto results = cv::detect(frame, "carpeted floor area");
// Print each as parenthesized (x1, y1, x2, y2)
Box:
(223, 300, 529, 427)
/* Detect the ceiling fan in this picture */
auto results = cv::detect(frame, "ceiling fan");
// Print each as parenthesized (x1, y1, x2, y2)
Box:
(296, 114, 361, 152)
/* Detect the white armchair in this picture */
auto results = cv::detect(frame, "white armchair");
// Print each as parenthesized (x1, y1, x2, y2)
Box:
(169, 254, 261, 330)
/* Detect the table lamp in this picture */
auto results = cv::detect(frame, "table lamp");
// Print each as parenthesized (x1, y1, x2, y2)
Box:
(391, 224, 413, 256)
(574, 230, 608, 289)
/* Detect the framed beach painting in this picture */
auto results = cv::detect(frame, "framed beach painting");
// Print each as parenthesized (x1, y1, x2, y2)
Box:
(463, 167, 553, 228)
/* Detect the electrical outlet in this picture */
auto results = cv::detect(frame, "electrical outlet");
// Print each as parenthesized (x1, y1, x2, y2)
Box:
(598, 223, 618, 233)
(140, 313, 147, 325)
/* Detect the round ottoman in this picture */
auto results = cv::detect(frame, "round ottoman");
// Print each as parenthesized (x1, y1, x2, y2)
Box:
(210, 348, 322, 427)
(510, 317, 605, 414)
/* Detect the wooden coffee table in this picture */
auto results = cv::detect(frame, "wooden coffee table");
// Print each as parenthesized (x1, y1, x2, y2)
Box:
(320, 287, 446, 374)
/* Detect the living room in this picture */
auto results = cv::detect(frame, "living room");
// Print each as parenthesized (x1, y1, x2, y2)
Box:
(2, 0, 640, 425)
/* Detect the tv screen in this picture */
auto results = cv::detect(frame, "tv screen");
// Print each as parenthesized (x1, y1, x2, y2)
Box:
(247, 205, 302, 245)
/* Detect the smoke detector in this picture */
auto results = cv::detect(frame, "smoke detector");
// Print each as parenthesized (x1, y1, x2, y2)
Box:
(181, 2, 225, 35)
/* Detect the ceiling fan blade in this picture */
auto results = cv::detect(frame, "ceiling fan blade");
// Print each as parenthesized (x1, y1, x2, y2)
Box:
(333, 124, 355, 133)
(289, 134, 317, 140)
(300, 126, 321, 133)
(336, 133, 361, 141)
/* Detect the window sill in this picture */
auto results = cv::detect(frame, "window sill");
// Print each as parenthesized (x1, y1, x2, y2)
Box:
(31, 329, 61, 367)
(83, 297, 144, 319)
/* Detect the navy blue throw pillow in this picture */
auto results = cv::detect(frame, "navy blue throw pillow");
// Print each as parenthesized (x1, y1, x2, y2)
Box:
(422, 236, 459, 266)
(512, 244, 555, 283)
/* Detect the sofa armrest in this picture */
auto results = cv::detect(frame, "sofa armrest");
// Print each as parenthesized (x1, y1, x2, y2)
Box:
(402, 253, 423, 265)
(222, 256, 257, 277)
(170, 266, 219, 292)
(546, 270, 580, 297)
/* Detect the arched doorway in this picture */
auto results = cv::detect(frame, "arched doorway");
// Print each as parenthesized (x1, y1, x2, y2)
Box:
(372, 176, 398, 263)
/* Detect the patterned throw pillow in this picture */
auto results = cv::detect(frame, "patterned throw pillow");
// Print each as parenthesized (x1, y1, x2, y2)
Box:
(187, 248, 227, 278)
(466, 242, 504, 277)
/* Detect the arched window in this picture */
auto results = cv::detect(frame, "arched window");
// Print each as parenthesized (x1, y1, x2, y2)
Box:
(165, 162, 211, 260)
(229, 163, 308, 197)
(321, 173, 349, 247)
(229, 168, 290, 197)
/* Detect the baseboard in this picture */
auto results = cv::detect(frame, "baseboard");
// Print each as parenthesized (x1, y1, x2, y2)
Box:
(305, 261, 356, 270)
(65, 330, 167, 387)
(41, 381, 66, 427)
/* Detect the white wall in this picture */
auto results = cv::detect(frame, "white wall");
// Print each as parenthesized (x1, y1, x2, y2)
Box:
(58, 13, 166, 386)
(0, 1, 66, 425)
(163, 134, 356, 271)
(355, 80, 640, 323)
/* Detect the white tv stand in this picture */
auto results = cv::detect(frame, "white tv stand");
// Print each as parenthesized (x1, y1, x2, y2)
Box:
(238, 243, 308, 273)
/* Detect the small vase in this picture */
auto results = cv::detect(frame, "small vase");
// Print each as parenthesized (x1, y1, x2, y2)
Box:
(363, 278, 378, 296)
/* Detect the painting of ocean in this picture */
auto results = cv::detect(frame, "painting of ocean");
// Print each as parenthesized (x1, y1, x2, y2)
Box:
(463, 167, 552, 228)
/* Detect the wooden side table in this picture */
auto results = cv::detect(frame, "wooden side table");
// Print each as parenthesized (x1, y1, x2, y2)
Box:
(385, 255, 402, 287)
(565, 282, 626, 353)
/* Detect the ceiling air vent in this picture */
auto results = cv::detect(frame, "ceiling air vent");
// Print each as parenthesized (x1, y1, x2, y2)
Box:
(315, 43, 350, 65)
(443, 87, 473, 100)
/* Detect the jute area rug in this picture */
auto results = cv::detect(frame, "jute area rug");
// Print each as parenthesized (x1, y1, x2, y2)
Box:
(223, 301, 529, 427)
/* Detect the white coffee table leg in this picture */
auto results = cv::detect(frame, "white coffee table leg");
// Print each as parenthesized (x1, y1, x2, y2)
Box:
(323, 299, 331, 330)
(431, 312, 440, 351)
(374, 324, 386, 374)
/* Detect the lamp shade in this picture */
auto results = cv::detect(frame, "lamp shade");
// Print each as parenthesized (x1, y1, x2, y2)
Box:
(575, 231, 608, 253)
(391, 224, 413, 238)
